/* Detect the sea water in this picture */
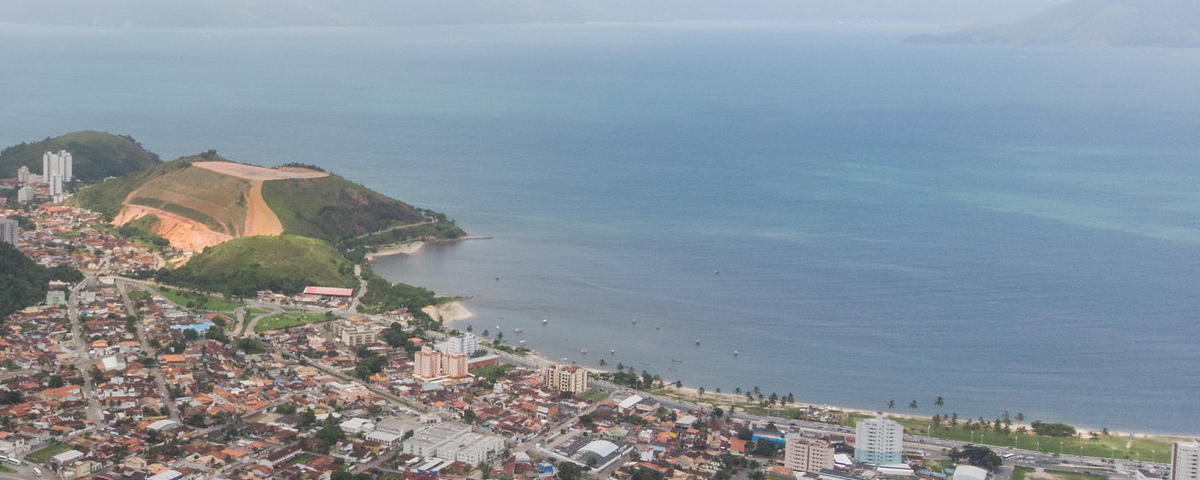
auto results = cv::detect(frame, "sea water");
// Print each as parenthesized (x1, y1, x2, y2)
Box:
(1, 22, 1198, 434)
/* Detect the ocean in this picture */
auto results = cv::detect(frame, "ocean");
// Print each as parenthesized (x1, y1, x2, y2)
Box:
(1, 22, 1198, 434)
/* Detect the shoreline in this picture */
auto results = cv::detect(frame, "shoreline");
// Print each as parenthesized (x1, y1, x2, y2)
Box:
(423, 300, 475, 323)
(364, 240, 425, 261)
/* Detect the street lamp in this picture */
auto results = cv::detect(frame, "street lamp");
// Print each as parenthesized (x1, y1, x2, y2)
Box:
(1060, 441, 1063, 455)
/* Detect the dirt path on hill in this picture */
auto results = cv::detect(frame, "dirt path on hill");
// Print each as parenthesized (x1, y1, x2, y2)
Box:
(243, 180, 284, 236)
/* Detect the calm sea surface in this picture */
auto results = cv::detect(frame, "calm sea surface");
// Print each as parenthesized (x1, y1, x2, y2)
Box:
(2, 23, 1199, 434)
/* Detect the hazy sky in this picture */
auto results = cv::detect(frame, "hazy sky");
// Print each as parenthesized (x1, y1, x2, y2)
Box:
(0, 0, 1071, 28)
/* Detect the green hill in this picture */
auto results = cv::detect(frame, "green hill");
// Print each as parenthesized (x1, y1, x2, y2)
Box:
(69, 156, 204, 219)
(0, 242, 84, 319)
(0, 131, 161, 183)
(262, 173, 455, 244)
(155, 235, 357, 297)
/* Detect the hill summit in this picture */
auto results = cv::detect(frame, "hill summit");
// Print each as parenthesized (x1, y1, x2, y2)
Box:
(72, 153, 457, 252)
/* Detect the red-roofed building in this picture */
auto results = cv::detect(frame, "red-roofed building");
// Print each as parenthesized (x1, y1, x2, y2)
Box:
(303, 286, 354, 297)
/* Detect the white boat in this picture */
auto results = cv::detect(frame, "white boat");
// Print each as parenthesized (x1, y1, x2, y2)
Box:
(733, 350, 739, 356)
(581, 349, 588, 354)
(514, 328, 522, 333)
(542, 319, 548, 325)
(610, 349, 616, 354)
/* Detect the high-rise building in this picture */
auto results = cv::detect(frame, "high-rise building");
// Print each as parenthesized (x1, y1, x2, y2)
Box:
(855, 412, 903, 465)
(415, 346, 441, 378)
(442, 352, 468, 378)
(436, 332, 478, 356)
(1173, 441, 1200, 480)
(16, 187, 33, 203)
(786, 434, 835, 473)
(42, 150, 73, 183)
(50, 174, 64, 197)
(545, 364, 589, 394)
(16, 165, 30, 183)
(0, 219, 18, 246)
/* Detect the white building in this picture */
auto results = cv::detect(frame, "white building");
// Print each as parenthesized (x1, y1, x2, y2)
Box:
(16, 165, 29, 183)
(17, 186, 33, 203)
(43, 150, 72, 182)
(1173, 441, 1200, 480)
(954, 465, 988, 480)
(403, 422, 472, 457)
(436, 332, 478, 356)
(435, 431, 505, 465)
(50, 174, 63, 198)
(786, 434, 835, 473)
(0, 219, 17, 246)
(855, 412, 903, 465)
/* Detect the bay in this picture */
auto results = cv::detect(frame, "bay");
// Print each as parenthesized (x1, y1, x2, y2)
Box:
(2, 22, 1198, 434)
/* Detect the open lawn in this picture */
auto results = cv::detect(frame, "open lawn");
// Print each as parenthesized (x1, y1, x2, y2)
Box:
(26, 441, 74, 464)
(246, 307, 273, 315)
(254, 312, 332, 332)
(153, 286, 238, 312)
(288, 453, 316, 465)
(581, 390, 608, 402)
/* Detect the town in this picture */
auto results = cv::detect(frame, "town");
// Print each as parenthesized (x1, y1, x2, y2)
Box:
(1, 157, 1195, 480)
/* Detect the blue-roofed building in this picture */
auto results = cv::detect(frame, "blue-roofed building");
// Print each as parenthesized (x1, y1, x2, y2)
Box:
(753, 430, 787, 444)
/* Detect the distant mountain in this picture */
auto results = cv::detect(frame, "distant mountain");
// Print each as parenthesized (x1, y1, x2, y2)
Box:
(0, 0, 1063, 27)
(0, 131, 161, 184)
(906, 0, 1200, 47)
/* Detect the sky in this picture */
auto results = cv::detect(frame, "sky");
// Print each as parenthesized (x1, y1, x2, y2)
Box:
(0, 0, 1071, 28)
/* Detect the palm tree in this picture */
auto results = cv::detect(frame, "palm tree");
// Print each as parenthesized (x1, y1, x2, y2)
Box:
(934, 396, 944, 409)
(735, 387, 742, 394)
(698, 387, 706, 397)
(888, 399, 895, 410)
(909, 400, 918, 410)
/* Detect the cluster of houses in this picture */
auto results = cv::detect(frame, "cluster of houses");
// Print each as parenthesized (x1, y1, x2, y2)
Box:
(2, 204, 161, 274)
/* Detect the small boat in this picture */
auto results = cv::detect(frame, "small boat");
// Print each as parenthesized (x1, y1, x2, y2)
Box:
(655, 325, 660, 331)
(631, 319, 637, 324)
(581, 349, 588, 354)
(695, 339, 701, 345)
(672, 358, 682, 362)
(610, 349, 616, 354)
(495, 325, 501, 329)
(733, 350, 739, 356)
(668, 367, 677, 371)
(542, 319, 548, 325)
(519, 340, 526, 346)
(714, 270, 720, 275)
(514, 328, 522, 333)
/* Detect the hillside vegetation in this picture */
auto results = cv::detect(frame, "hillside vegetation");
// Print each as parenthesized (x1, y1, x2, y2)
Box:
(0, 131, 161, 183)
(0, 242, 84, 319)
(70, 156, 199, 218)
(127, 161, 250, 236)
(154, 235, 357, 297)
(262, 174, 440, 244)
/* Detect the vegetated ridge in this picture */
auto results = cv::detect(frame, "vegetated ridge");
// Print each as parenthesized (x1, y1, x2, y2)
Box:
(0, 242, 84, 319)
(72, 151, 462, 253)
(906, 0, 1200, 47)
(0, 131, 161, 183)
(154, 235, 357, 298)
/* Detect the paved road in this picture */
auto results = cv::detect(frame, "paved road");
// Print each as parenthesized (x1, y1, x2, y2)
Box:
(67, 277, 104, 426)
(117, 280, 182, 424)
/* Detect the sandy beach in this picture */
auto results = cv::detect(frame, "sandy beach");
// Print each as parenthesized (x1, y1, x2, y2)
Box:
(365, 241, 425, 261)
(424, 301, 475, 323)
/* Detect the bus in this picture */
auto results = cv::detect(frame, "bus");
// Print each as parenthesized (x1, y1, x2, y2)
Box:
(0, 455, 20, 466)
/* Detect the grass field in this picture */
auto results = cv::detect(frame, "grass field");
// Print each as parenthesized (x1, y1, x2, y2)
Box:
(581, 390, 608, 402)
(847, 413, 1173, 461)
(153, 286, 238, 312)
(1013, 466, 1035, 480)
(289, 453, 316, 465)
(246, 307, 273, 314)
(26, 441, 74, 464)
(254, 312, 331, 332)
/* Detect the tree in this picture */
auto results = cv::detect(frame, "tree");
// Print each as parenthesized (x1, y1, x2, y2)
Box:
(463, 409, 477, 424)
(48, 375, 64, 388)
(909, 400, 918, 410)
(888, 399, 895, 410)
(316, 423, 346, 448)
(558, 462, 584, 480)
(935, 396, 945, 409)
(631, 467, 664, 480)
(949, 445, 1003, 471)
(752, 439, 780, 457)
(698, 387, 705, 397)
(0, 390, 22, 404)
(299, 407, 317, 428)
(275, 403, 297, 415)
(1016, 412, 1025, 423)
(736, 426, 754, 441)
